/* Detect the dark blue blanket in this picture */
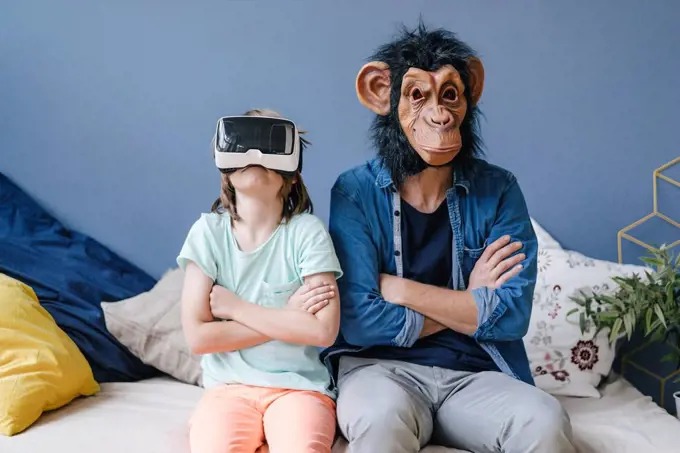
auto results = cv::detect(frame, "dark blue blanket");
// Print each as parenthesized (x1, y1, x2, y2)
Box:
(0, 172, 160, 382)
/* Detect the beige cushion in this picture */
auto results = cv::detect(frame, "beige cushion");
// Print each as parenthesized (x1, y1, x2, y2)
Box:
(101, 268, 202, 386)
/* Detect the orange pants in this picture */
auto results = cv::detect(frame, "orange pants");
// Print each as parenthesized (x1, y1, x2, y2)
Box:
(189, 384, 336, 453)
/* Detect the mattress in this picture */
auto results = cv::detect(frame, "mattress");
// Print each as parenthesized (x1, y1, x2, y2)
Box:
(2, 375, 679, 453)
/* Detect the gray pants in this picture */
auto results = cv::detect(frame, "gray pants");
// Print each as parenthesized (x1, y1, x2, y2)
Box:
(337, 356, 576, 453)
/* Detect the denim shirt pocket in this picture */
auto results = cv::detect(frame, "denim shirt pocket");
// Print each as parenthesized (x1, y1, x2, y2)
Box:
(462, 239, 488, 279)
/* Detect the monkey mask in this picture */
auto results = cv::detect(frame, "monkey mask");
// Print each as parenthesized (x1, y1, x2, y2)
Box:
(356, 23, 485, 186)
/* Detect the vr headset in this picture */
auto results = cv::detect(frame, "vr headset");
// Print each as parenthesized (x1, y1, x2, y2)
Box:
(213, 115, 302, 175)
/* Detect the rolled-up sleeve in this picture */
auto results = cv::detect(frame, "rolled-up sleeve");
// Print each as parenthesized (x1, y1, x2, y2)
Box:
(470, 176, 538, 342)
(329, 180, 422, 348)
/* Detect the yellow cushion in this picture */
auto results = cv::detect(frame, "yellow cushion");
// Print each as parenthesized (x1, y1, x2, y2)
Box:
(0, 273, 100, 436)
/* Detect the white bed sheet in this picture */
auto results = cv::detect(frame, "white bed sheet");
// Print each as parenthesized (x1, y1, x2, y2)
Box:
(1, 376, 679, 453)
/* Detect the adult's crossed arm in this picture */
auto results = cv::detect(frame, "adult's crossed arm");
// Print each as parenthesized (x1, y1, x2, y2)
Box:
(380, 176, 538, 341)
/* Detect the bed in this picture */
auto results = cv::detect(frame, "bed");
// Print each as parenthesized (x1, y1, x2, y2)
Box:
(1, 374, 679, 453)
(2, 174, 680, 452)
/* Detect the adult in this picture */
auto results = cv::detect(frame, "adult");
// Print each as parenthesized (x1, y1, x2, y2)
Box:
(321, 22, 576, 453)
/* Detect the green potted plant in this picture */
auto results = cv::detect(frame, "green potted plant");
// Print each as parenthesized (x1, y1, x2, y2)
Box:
(568, 245, 680, 370)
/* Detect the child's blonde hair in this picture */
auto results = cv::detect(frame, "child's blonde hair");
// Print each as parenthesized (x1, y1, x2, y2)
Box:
(211, 108, 313, 222)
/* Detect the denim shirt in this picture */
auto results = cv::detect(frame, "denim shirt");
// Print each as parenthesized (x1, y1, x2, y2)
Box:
(320, 156, 538, 386)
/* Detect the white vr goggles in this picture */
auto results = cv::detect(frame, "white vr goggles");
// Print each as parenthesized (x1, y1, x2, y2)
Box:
(213, 116, 302, 175)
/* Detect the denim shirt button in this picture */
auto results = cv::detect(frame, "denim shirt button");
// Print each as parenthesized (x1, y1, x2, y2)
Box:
(394, 250, 401, 257)
(394, 210, 400, 216)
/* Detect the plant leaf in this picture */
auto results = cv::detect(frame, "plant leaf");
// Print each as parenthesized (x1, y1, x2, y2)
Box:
(649, 323, 665, 341)
(661, 352, 677, 363)
(579, 312, 586, 334)
(623, 312, 634, 340)
(654, 304, 667, 329)
(645, 308, 653, 334)
(600, 294, 626, 310)
(641, 256, 663, 268)
(666, 282, 674, 305)
(597, 311, 620, 320)
(609, 318, 623, 343)
(566, 308, 580, 318)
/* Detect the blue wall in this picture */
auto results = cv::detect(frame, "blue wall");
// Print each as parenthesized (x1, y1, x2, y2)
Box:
(1, 0, 679, 278)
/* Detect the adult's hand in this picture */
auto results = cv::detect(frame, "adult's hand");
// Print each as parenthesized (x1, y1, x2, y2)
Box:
(468, 236, 525, 290)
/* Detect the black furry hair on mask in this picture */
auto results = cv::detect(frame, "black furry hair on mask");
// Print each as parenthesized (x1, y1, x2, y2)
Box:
(368, 20, 485, 187)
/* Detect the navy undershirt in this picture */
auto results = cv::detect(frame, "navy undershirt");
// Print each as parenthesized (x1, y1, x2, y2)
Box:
(356, 199, 499, 373)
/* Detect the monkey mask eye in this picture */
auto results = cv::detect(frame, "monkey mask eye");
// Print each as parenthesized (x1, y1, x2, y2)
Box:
(442, 88, 458, 101)
(411, 88, 424, 101)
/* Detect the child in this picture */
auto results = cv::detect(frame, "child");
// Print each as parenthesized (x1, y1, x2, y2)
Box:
(177, 109, 343, 453)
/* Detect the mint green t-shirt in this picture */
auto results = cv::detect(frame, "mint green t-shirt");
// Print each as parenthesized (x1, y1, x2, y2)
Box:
(176, 212, 343, 398)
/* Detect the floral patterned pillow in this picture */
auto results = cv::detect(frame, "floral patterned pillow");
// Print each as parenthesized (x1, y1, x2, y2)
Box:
(524, 247, 647, 398)
(531, 217, 562, 250)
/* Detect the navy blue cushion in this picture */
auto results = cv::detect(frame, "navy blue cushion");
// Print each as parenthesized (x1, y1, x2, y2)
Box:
(0, 172, 160, 382)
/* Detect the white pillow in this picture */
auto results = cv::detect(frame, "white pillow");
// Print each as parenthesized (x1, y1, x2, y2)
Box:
(524, 247, 647, 398)
(531, 217, 562, 250)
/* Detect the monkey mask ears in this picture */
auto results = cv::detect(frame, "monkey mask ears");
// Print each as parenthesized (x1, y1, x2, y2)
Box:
(356, 62, 391, 116)
(355, 57, 485, 116)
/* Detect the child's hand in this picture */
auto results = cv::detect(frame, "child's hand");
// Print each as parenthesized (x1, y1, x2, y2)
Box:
(287, 281, 336, 315)
(209, 285, 241, 319)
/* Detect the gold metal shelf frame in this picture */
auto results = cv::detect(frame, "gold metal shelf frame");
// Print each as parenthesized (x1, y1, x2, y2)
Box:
(617, 156, 680, 264)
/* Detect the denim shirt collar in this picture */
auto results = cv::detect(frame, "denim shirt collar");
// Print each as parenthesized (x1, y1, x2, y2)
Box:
(372, 157, 471, 194)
